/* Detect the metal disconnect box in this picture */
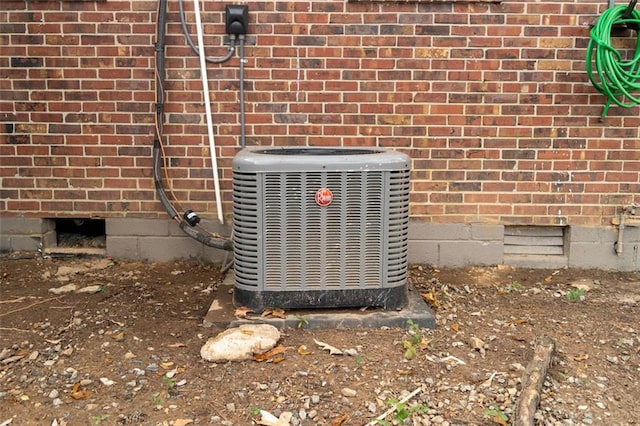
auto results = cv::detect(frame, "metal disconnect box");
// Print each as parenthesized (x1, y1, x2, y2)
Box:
(232, 147, 410, 311)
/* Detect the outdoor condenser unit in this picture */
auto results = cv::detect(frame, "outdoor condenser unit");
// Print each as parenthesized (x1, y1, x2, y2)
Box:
(232, 147, 410, 312)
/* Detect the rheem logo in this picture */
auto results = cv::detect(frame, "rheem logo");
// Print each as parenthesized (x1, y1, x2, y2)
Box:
(314, 188, 333, 206)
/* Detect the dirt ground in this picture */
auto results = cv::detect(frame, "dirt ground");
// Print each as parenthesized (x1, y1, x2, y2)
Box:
(0, 253, 638, 426)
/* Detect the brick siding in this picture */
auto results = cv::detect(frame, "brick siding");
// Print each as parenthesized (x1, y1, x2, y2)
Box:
(1, 0, 639, 226)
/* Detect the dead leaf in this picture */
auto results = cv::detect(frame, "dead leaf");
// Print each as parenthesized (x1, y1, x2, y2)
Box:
(254, 344, 289, 362)
(110, 332, 125, 342)
(469, 336, 486, 355)
(314, 339, 343, 355)
(571, 281, 592, 291)
(573, 354, 589, 361)
(234, 306, 254, 318)
(544, 275, 553, 282)
(331, 413, 348, 426)
(15, 348, 29, 357)
(297, 345, 311, 355)
(420, 290, 439, 308)
(451, 323, 460, 332)
(173, 419, 193, 426)
(176, 367, 185, 374)
(504, 319, 528, 327)
(262, 307, 286, 319)
(419, 338, 432, 351)
(167, 343, 186, 348)
(70, 382, 90, 400)
(491, 415, 508, 426)
(160, 361, 174, 369)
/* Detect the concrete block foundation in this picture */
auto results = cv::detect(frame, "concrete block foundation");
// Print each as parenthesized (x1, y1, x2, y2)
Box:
(408, 220, 639, 271)
(1, 217, 638, 271)
(0, 217, 54, 253)
(105, 218, 231, 263)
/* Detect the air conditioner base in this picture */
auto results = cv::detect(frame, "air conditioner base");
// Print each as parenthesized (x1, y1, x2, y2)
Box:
(203, 272, 435, 330)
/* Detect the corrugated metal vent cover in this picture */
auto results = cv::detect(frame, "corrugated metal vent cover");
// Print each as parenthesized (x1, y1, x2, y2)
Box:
(232, 147, 410, 311)
(504, 226, 565, 256)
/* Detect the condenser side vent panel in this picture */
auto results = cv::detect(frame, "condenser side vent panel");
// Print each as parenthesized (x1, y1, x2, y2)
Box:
(232, 172, 260, 288)
(232, 147, 410, 311)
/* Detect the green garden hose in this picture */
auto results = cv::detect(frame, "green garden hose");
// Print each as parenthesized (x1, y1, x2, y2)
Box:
(586, 4, 640, 118)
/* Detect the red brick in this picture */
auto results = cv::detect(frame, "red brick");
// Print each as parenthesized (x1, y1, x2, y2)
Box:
(53, 168, 85, 178)
(6, 200, 40, 211)
(20, 189, 52, 200)
(54, 190, 88, 199)
(40, 201, 74, 211)
(479, 205, 512, 216)
(0, 0, 637, 226)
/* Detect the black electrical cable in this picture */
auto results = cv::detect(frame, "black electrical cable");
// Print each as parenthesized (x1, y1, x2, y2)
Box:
(178, 0, 236, 63)
(153, 0, 232, 251)
(153, 0, 176, 219)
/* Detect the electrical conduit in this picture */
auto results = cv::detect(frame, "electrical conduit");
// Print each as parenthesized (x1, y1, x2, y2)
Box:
(178, 0, 235, 63)
(153, 0, 231, 250)
(239, 35, 246, 148)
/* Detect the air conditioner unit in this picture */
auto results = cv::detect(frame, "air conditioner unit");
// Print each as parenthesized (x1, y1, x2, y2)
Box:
(232, 147, 410, 312)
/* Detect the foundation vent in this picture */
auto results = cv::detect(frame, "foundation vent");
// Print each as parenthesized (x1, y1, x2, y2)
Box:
(504, 226, 566, 256)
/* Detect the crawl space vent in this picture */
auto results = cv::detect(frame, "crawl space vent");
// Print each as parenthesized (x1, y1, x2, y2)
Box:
(504, 226, 566, 256)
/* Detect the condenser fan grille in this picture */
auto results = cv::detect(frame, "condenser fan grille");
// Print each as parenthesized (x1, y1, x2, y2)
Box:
(261, 170, 385, 290)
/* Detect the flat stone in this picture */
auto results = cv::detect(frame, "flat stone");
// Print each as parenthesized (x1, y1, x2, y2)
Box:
(99, 377, 115, 386)
(200, 324, 280, 362)
(56, 266, 86, 277)
(341, 388, 357, 397)
(77, 285, 103, 294)
(48, 283, 77, 294)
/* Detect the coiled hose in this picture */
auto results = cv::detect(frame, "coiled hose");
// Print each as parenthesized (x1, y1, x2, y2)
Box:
(586, 4, 640, 118)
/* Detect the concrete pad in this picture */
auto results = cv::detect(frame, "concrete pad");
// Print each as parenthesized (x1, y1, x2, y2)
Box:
(203, 271, 436, 331)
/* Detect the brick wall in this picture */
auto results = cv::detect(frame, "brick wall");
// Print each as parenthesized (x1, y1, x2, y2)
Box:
(1, 0, 639, 228)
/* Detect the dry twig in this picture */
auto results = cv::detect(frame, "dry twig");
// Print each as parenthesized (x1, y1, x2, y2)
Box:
(0, 297, 60, 317)
(0, 327, 33, 333)
(364, 386, 423, 426)
(0, 297, 26, 304)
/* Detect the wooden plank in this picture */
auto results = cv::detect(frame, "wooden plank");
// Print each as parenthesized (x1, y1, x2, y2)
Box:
(612, 217, 640, 226)
(504, 235, 564, 247)
(504, 245, 564, 255)
(504, 226, 564, 238)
